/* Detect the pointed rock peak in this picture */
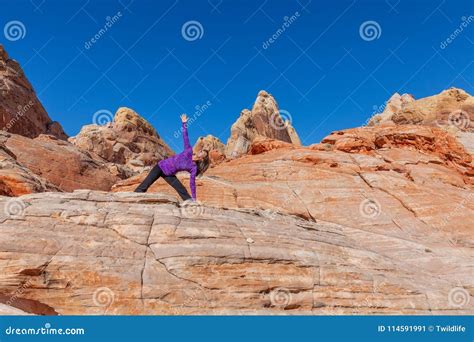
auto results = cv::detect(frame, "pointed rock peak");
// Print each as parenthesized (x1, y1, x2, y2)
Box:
(252, 90, 279, 114)
(0, 44, 9, 61)
(113, 107, 158, 137)
(225, 90, 301, 158)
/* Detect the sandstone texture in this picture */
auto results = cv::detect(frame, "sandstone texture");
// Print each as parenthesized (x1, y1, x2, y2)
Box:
(369, 88, 474, 132)
(225, 90, 301, 158)
(0, 138, 60, 196)
(193, 135, 226, 166)
(0, 45, 67, 140)
(0, 190, 471, 315)
(1, 131, 121, 192)
(70, 107, 174, 173)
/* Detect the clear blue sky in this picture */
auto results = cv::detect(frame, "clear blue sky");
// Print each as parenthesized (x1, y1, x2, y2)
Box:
(2, 0, 473, 151)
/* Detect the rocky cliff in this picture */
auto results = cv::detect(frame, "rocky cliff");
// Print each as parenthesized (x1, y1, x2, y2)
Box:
(0, 45, 67, 140)
(0, 190, 471, 315)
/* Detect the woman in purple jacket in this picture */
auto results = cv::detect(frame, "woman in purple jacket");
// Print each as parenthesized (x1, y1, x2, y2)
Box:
(134, 114, 209, 200)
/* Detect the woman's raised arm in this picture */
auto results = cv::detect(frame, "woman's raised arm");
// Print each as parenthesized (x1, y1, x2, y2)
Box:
(180, 114, 191, 149)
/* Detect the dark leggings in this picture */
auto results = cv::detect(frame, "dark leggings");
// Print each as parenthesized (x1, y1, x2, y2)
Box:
(134, 164, 192, 201)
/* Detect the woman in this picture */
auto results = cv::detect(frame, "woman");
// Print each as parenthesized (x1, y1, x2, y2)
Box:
(135, 114, 209, 201)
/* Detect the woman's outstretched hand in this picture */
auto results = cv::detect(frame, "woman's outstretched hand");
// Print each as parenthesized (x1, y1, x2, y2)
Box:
(180, 114, 188, 123)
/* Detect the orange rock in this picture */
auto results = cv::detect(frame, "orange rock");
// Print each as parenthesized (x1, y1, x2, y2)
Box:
(369, 88, 474, 132)
(225, 90, 301, 158)
(2, 131, 122, 192)
(193, 135, 226, 166)
(70, 107, 174, 173)
(0, 45, 67, 140)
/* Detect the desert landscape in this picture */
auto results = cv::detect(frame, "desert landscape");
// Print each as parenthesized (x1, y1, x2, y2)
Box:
(0, 44, 473, 315)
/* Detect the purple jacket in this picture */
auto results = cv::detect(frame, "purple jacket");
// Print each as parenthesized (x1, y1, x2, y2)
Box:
(158, 122, 197, 200)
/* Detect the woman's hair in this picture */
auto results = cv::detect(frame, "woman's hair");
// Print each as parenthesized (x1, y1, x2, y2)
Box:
(195, 150, 210, 177)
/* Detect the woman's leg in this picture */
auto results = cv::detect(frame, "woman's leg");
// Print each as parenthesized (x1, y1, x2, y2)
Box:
(134, 164, 163, 192)
(163, 175, 192, 201)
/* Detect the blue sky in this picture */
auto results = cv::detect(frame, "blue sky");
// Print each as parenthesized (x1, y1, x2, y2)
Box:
(1, 0, 473, 151)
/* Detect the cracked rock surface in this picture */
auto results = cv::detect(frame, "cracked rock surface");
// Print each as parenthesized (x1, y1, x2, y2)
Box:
(0, 190, 472, 315)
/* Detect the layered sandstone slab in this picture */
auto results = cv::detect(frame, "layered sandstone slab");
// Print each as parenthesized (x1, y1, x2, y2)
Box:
(0, 45, 67, 140)
(0, 190, 471, 315)
(0, 138, 59, 196)
(2, 131, 122, 192)
(114, 125, 473, 250)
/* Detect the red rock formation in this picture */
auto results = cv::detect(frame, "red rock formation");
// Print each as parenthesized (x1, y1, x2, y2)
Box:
(2, 131, 122, 192)
(225, 91, 301, 158)
(368, 88, 474, 132)
(0, 45, 67, 140)
(0, 137, 60, 196)
(193, 135, 226, 166)
(70, 107, 174, 173)
(1, 190, 471, 314)
(114, 124, 473, 248)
